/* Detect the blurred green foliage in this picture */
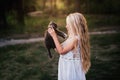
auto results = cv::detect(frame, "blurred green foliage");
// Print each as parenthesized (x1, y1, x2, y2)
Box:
(0, 0, 120, 38)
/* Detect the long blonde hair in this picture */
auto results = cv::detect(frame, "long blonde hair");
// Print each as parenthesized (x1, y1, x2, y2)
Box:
(66, 12, 91, 73)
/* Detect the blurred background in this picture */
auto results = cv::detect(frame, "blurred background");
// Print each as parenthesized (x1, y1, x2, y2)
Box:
(0, 0, 120, 80)
(0, 0, 120, 37)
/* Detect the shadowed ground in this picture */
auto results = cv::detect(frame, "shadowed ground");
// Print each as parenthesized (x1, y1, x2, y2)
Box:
(0, 32, 120, 80)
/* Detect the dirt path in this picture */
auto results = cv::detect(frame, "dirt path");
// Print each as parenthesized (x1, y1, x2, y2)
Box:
(0, 38, 44, 47)
(89, 30, 117, 35)
(0, 31, 119, 47)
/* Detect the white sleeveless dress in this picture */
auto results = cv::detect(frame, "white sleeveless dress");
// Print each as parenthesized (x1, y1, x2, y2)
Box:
(58, 36, 86, 80)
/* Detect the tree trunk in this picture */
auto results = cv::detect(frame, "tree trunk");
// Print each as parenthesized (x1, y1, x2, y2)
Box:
(42, 0, 47, 9)
(75, 0, 81, 12)
(0, 0, 8, 29)
(16, 0, 24, 25)
(15, 0, 25, 32)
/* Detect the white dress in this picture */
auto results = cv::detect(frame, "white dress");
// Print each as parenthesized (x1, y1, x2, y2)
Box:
(58, 36, 86, 80)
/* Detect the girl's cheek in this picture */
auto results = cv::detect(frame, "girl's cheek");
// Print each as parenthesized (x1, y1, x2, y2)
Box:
(66, 24, 69, 28)
(66, 25, 68, 30)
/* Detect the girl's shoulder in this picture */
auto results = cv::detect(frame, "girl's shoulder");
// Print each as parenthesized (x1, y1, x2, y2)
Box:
(65, 36, 78, 44)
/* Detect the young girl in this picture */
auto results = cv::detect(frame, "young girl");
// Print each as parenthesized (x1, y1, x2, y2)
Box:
(48, 12, 91, 80)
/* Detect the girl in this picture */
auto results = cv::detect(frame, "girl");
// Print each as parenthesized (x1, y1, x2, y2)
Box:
(48, 12, 91, 80)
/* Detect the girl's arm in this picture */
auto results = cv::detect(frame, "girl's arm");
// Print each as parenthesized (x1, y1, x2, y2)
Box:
(48, 27, 77, 55)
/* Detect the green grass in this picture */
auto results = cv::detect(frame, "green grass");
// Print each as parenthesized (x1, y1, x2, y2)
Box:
(0, 33, 120, 80)
(86, 14, 120, 31)
(24, 16, 66, 36)
(22, 14, 120, 34)
(87, 33, 120, 80)
(0, 14, 120, 38)
(0, 42, 58, 80)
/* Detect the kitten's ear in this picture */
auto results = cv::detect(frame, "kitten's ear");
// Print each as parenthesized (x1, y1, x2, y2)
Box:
(48, 21, 53, 28)
(49, 21, 53, 25)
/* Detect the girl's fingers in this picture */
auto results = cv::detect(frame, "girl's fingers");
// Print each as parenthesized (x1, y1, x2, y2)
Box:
(48, 27, 54, 34)
(48, 26, 52, 29)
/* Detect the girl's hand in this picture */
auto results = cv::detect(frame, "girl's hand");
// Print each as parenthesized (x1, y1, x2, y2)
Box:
(48, 27, 57, 38)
